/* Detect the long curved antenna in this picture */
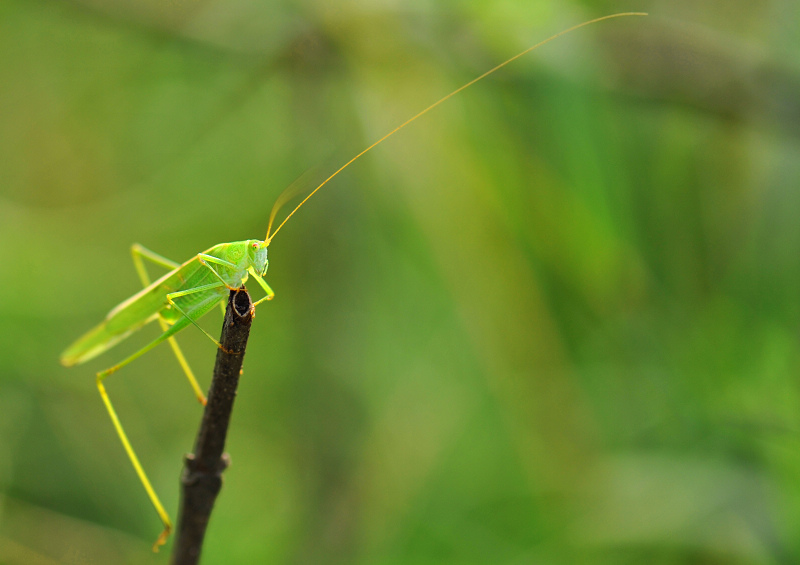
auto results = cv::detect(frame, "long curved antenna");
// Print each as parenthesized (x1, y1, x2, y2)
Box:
(265, 11, 647, 244)
(266, 162, 330, 241)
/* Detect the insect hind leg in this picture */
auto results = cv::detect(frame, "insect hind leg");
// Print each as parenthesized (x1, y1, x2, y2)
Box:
(131, 243, 180, 275)
(131, 244, 207, 405)
(97, 373, 172, 551)
(93, 321, 193, 552)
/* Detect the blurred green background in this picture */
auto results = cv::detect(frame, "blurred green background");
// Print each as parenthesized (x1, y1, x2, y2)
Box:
(2, 0, 800, 563)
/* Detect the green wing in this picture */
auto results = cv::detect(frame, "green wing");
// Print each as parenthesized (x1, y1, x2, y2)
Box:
(60, 281, 168, 367)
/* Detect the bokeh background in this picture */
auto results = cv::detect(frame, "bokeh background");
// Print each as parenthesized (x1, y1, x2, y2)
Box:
(2, 0, 800, 563)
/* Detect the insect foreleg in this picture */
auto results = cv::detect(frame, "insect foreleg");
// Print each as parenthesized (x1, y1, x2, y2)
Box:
(131, 244, 206, 405)
(248, 269, 275, 306)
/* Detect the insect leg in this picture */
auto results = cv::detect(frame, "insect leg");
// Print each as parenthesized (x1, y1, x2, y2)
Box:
(186, 256, 232, 317)
(247, 269, 275, 306)
(197, 257, 274, 306)
(166, 283, 228, 348)
(131, 244, 207, 405)
(196, 254, 238, 291)
(131, 243, 180, 273)
(97, 373, 172, 551)
(197, 253, 237, 270)
(94, 315, 196, 551)
(195, 256, 250, 317)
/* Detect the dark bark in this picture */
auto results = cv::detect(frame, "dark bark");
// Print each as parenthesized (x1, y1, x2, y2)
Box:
(171, 288, 254, 565)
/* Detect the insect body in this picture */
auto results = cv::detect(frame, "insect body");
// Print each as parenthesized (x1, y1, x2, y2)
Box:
(60, 240, 273, 550)
(61, 241, 272, 368)
(61, 12, 646, 551)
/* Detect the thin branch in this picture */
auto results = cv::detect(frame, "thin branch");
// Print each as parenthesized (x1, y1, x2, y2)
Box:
(171, 288, 254, 565)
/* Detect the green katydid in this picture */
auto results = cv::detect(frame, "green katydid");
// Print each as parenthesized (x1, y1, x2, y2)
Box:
(60, 12, 646, 551)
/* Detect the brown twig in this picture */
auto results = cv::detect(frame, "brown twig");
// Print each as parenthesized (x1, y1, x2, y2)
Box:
(171, 288, 254, 565)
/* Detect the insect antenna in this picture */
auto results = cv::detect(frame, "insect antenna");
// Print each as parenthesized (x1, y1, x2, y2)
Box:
(265, 11, 647, 245)
(266, 163, 331, 241)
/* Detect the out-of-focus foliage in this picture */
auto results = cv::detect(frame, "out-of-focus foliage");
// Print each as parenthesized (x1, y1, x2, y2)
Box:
(1, 0, 799, 563)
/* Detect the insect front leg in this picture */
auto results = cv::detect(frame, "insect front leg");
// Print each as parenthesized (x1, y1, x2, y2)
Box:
(131, 244, 207, 405)
(248, 269, 275, 306)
